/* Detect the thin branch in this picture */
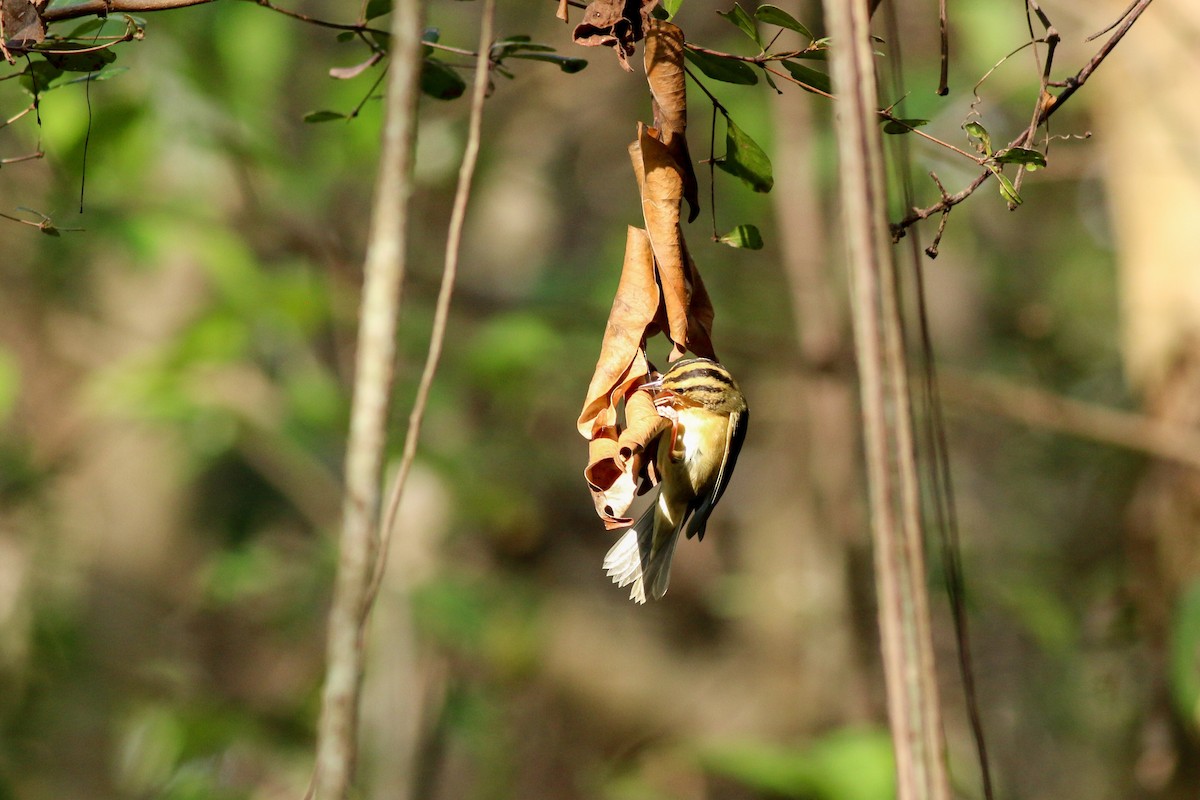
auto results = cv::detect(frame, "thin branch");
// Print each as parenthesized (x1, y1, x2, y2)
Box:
(250, 0, 388, 37)
(309, 0, 423, 797)
(892, 0, 1155, 241)
(937, 0, 949, 95)
(370, 0, 494, 627)
(941, 370, 1200, 471)
(41, 0, 216, 23)
(823, 0, 950, 797)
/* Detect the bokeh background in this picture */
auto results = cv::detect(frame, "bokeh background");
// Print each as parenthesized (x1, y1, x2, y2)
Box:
(1, 0, 1198, 798)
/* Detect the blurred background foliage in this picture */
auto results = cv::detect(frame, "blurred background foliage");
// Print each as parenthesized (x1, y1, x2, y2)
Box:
(1, 0, 1198, 798)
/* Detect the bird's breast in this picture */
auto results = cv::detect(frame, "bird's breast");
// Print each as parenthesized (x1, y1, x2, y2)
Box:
(668, 407, 728, 494)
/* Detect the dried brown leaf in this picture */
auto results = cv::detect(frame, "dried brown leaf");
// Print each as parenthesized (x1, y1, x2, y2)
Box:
(2, 0, 45, 45)
(630, 124, 715, 360)
(644, 20, 698, 220)
(577, 226, 661, 437)
(584, 389, 668, 529)
(556, 0, 569, 22)
(572, 0, 659, 72)
(618, 389, 669, 464)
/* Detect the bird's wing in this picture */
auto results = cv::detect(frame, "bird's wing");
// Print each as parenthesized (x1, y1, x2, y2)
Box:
(684, 406, 748, 541)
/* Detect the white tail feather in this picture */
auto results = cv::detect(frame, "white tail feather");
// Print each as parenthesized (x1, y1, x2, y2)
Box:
(603, 527, 647, 604)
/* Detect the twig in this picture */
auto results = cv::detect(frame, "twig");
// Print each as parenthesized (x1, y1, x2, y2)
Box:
(309, 0, 423, 798)
(892, 0, 1155, 241)
(823, 1, 951, 798)
(40, 0, 216, 22)
(941, 370, 1200, 471)
(937, 0, 949, 96)
(370, 0, 494, 629)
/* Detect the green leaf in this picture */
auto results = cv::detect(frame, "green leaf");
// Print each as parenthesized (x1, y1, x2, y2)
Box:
(716, 116, 773, 193)
(364, 0, 391, 19)
(420, 58, 467, 100)
(39, 43, 117, 72)
(508, 53, 588, 73)
(718, 224, 764, 249)
(491, 38, 557, 59)
(963, 120, 992, 155)
(1169, 580, 1200, 725)
(994, 147, 1047, 170)
(336, 30, 355, 43)
(303, 110, 347, 123)
(781, 60, 831, 94)
(662, 0, 684, 19)
(995, 170, 1022, 206)
(882, 117, 929, 134)
(718, 3, 760, 45)
(19, 59, 63, 95)
(699, 729, 895, 800)
(683, 48, 758, 85)
(753, 5, 813, 40)
(64, 19, 108, 38)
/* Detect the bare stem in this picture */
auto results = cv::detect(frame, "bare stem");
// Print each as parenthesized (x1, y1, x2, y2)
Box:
(892, 0, 1155, 240)
(822, 1, 950, 798)
(309, 0, 423, 798)
(371, 0, 495, 621)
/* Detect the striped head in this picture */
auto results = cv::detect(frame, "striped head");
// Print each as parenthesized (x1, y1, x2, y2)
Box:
(656, 357, 747, 416)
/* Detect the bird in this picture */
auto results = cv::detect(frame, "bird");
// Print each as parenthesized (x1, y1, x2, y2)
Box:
(603, 357, 748, 603)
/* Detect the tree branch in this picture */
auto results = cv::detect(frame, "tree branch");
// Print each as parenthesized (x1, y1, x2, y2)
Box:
(822, 0, 950, 798)
(309, 0, 423, 797)
(891, 0, 1155, 242)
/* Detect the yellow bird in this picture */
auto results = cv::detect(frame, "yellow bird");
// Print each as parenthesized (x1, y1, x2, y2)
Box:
(603, 357, 749, 603)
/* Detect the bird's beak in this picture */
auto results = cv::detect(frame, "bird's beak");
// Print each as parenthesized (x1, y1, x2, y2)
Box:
(638, 376, 664, 393)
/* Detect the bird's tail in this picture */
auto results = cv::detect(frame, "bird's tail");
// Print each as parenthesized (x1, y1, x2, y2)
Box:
(602, 499, 680, 604)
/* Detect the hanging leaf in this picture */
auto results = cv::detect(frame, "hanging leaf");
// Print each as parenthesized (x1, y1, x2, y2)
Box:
(717, 3, 760, 45)
(40, 43, 117, 72)
(683, 48, 758, 85)
(881, 118, 929, 134)
(578, 225, 663, 440)
(753, 5, 813, 40)
(645, 20, 698, 221)
(781, 60, 831, 95)
(509, 53, 589, 72)
(994, 147, 1047, 170)
(303, 110, 348, 123)
(19, 59, 63, 95)
(963, 120, 992, 156)
(718, 224, 764, 249)
(716, 116, 774, 193)
(420, 58, 467, 100)
(364, 0, 391, 20)
(994, 170, 1022, 206)
(491, 36, 557, 59)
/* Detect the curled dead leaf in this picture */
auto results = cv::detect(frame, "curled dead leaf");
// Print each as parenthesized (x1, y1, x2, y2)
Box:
(577, 226, 662, 438)
(644, 20, 699, 220)
(630, 124, 716, 360)
(572, 0, 659, 72)
(1, 0, 46, 45)
(584, 389, 669, 529)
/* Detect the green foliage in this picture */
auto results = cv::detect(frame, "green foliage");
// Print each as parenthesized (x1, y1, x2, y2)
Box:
(698, 729, 895, 800)
(882, 117, 930, 134)
(781, 60, 831, 94)
(718, 223, 763, 249)
(753, 4, 813, 40)
(1169, 581, 1200, 728)
(661, 0, 684, 20)
(683, 48, 758, 85)
(718, 3, 761, 47)
(716, 115, 774, 192)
